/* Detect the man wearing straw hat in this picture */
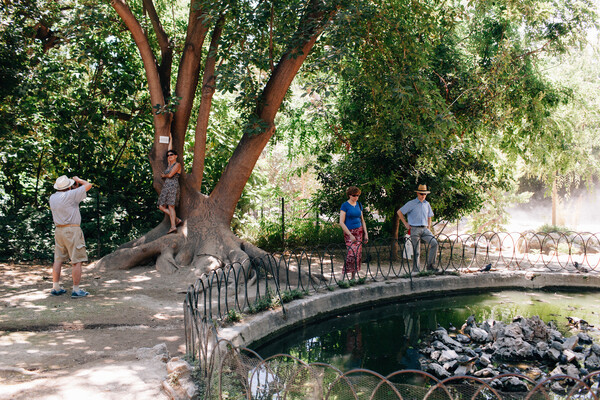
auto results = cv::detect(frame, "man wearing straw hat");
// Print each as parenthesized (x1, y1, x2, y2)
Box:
(49, 175, 93, 298)
(397, 184, 438, 272)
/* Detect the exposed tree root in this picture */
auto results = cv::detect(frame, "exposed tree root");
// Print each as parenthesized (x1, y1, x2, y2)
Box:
(94, 213, 321, 293)
(95, 217, 269, 279)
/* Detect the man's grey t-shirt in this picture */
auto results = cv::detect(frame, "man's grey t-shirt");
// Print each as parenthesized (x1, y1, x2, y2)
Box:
(400, 197, 434, 227)
(49, 186, 87, 225)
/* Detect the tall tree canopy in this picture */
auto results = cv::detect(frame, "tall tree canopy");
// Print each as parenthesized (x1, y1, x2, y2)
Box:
(1, 0, 597, 268)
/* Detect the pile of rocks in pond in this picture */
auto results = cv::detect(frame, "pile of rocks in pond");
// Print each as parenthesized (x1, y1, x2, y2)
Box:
(418, 315, 600, 393)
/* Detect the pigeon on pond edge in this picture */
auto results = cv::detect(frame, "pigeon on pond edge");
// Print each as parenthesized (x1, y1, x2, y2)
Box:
(479, 263, 492, 272)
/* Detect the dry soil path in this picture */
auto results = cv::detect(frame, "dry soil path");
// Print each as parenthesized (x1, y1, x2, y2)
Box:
(0, 261, 191, 400)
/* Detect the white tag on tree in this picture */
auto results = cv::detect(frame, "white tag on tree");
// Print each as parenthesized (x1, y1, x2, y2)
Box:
(159, 136, 170, 144)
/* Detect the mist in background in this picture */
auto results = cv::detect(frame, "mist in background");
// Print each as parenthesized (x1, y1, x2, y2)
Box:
(505, 187, 600, 233)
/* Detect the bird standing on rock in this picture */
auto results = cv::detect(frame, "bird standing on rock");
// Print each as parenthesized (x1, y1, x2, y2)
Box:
(479, 263, 492, 272)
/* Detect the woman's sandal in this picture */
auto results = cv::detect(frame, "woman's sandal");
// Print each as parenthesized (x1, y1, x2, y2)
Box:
(168, 227, 177, 234)
(176, 218, 182, 227)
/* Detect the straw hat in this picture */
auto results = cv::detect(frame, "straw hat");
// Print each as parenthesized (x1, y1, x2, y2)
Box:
(54, 175, 74, 190)
(414, 184, 431, 194)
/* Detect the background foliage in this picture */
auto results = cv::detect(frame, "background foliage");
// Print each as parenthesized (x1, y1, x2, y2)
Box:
(306, 0, 599, 235)
(0, 1, 158, 259)
(1, 0, 599, 261)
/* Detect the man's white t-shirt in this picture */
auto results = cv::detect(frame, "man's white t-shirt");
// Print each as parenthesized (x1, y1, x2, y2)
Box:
(49, 186, 87, 225)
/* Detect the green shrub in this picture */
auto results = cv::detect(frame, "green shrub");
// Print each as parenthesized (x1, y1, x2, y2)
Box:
(337, 280, 351, 289)
(225, 309, 242, 323)
(251, 217, 343, 251)
(249, 289, 276, 313)
(0, 205, 54, 261)
(280, 289, 308, 303)
(537, 224, 571, 233)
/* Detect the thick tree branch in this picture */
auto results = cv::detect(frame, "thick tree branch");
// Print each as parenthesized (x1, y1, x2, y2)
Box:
(211, 0, 338, 219)
(142, 0, 173, 98)
(33, 22, 60, 52)
(102, 109, 134, 121)
(171, 0, 211, 155)
(111, 0, 171, 188)
(190, 15, 226, 189)
(111, 0, 164, 115)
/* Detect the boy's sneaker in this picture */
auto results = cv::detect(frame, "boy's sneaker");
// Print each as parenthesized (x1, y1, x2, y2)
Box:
(71, 289, 89, 298)
(51, 288, 67, 296)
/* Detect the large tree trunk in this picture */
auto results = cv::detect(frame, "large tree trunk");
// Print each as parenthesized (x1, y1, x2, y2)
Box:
(97, 194, 266, 276)
(95, 0, 338, 277)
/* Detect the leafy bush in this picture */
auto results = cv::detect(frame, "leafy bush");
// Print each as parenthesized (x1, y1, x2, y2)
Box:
(251, 217, 343, 251)
(225, 309, 242, 323)
(0, 205, 54, 261)
(537, 224, 571, 233)
(249, 289, 275, 314)
(280, 289, 308, 303)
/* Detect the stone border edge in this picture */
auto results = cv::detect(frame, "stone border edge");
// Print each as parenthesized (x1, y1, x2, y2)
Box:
(218, 271, 600, 349)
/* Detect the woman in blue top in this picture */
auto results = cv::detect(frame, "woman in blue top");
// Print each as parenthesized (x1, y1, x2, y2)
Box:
(339, 186, 369, 279)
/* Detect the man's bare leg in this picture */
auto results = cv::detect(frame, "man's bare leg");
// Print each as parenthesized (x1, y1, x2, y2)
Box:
(52, 260, 62, 286)
(72, 262, 82, 287)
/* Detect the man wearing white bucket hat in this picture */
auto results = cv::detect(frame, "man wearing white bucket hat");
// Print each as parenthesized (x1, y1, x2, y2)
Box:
(397, 184, 438, 272)
(49, 175, 93, 298)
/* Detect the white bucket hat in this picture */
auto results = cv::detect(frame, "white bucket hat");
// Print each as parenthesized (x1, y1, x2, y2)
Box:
(54, 175, 74, 190)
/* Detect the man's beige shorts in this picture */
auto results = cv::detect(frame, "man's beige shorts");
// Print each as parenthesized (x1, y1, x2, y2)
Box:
(54, 226, 88, 264)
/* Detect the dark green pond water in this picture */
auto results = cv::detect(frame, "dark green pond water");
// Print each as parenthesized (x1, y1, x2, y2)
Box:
(252, 289, 600, 376)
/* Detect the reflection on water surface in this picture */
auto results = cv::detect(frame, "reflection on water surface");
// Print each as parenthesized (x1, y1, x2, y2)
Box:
(252, 289, 600, 375)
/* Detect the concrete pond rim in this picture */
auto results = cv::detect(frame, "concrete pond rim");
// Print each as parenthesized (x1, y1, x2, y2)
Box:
(217, 271, 600, 351)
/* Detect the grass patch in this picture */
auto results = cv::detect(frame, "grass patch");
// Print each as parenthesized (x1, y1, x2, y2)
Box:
(248, 288, 309, 314)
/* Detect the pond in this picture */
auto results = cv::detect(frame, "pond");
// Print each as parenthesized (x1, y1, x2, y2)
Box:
(252, 289, 600, 376)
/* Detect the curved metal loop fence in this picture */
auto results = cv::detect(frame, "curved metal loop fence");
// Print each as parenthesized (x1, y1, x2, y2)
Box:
(199, 338, 600, 400)
(184, 231, 600, 397)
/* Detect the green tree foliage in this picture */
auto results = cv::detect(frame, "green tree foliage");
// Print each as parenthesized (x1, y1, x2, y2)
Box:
(307, 0, 597, 234)
(525, 40, 600, 194)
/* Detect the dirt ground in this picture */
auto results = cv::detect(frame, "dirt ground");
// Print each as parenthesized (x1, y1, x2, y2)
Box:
(0, 261, 192, 400)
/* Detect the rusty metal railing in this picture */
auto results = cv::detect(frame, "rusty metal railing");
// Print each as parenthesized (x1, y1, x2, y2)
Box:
(184, 231, 600, 398)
